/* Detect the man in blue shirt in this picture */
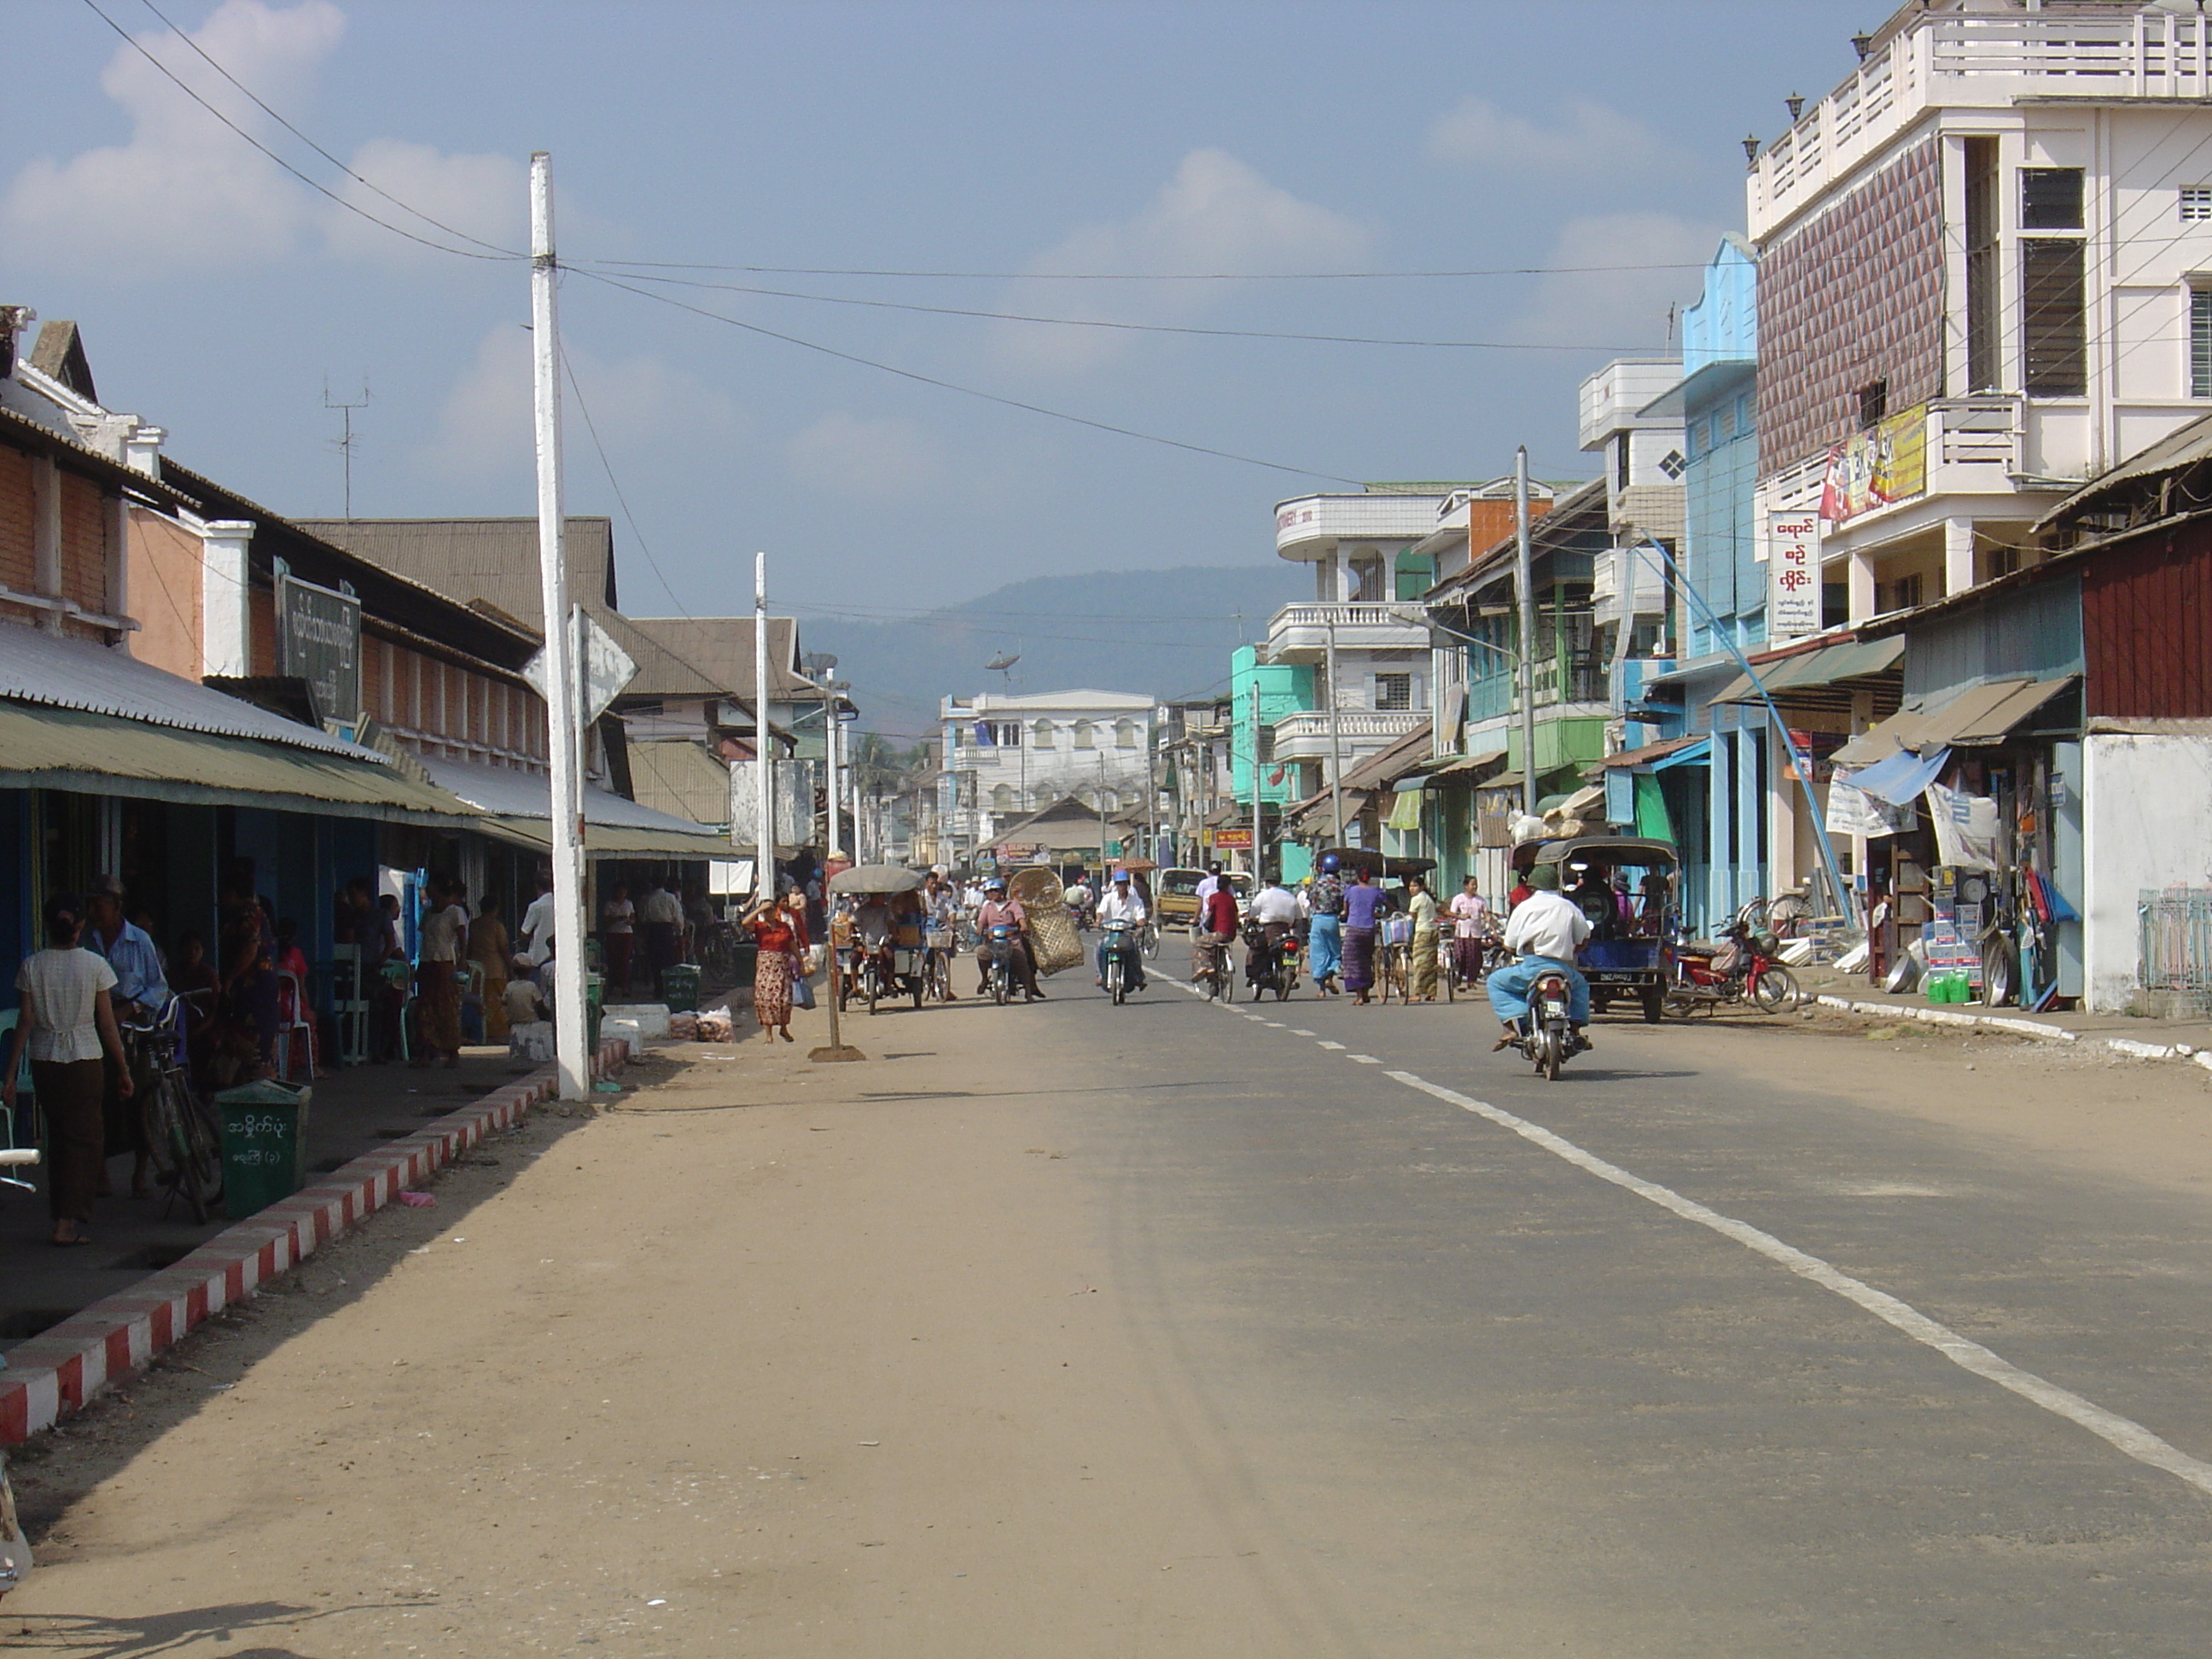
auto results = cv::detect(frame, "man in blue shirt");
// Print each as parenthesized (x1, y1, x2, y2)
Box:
(85, 875, 168, 1016)
(86, 874, 169, 1198)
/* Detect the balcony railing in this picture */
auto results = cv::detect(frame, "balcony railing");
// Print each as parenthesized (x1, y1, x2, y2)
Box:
(1756, 395, 2027, 529)
(1751, 9, 2212, 236)
(1266, 602, 1430, 664)
(1271, 708, 1428, 744)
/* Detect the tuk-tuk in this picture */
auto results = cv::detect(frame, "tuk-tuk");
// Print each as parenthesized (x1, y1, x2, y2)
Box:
(1528, 835, 1679, 1022)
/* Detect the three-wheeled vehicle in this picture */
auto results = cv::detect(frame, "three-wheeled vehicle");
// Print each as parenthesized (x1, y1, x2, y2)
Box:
(1526, 835, 1680, 1024)
(828, 864, 929, 1013)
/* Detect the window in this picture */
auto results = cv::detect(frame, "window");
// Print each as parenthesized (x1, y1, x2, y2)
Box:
(1715, 404, 1736, 442)
(1114, 719, 1140, 749)
(1374, 672, 1412, 711)
(2192, 289, 2212, 398)
(2184, 187, 2212, 223)
(2021, 167, 2084, 230)
(1073, 720, 1096, 750)
(1857, 379, 1889, 428)
(1349, 555, 1384, 602)
(1615, 434, 1632, 491)
(2023, 238, 2087, 395)
(1965, 137, 2001, 392)
(1030, 719, 1055, 748)
(1882, 573, 1924, 612)
(991, 784, 1013, 812)
(1394, 550, 1435, 601)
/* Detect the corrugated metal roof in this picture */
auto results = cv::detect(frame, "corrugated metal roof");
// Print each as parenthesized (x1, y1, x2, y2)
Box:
(2036, 410, 2212, 529)
(626, 616, 814, 701)
(486, 816, 731, 859)
(1711, 636, 1905, 703)
(1831, 676, 2077, 765)
(0, 624, 384, 760)
(628, 739, 732, 827)
(0, 700, 478, 820)
(422, 754, 722, 836)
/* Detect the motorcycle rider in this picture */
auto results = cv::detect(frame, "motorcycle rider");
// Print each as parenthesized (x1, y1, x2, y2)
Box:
(975, 877, 1042, 1002)
(1487, 864, 1594, 1053)
(1244, 870, 1301, 990)
(1094, 869, 1149, 993)
(1064, 871, 1095, 930)
(1307, 854, 1346, 995)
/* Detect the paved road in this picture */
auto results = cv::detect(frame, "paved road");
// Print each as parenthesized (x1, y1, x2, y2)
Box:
(11, 964, 2212, 1656)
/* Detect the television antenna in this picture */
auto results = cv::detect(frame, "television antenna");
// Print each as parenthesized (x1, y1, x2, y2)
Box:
(323, 379, 371, 520)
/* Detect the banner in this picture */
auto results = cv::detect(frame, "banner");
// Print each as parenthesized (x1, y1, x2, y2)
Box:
(1819, 403, 1928, 527)
(1825, 765, 1917, 838)
(728, 759, 818, 851)
(1765, 512, 1822, 640)
(1924, 778, 2001, 871)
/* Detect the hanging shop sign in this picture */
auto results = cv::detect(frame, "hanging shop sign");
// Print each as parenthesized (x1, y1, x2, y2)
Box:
(1818, 403, 1928, 527)
(1765, 511, 1823, 640)
(275, 570, 361, 724)
(1213, 827, 1254, 850)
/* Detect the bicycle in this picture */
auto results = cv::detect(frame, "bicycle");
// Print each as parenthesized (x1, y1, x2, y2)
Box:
(923, 928, 957, 1003)
(125, 994, 223, 1225)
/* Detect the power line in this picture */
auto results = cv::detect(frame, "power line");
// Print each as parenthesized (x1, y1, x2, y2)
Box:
(576, 259, 1710, 281)
(559, 344, 690, 618)
(130, 0, 522, 258)
(565, 268, 1656, 352)
(75, 0, 515, 262)
(569, 267, 1370, 486)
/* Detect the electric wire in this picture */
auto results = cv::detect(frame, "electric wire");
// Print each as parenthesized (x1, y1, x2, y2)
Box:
(75, 0, 516, 262)
(130, 0, 523, 258)
(559, 344, 691, 619)
(569, 266, 1370, 486)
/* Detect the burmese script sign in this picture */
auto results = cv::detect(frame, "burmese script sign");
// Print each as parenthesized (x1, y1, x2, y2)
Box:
(275, 572, 361, 723)
(1765, 511, 1823, 640)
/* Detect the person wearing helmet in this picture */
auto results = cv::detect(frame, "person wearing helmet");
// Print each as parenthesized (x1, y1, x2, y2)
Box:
(1095, 868, 1149, 992)
(1489, 864, 1592, 1051)
(975, 876, 1041, 1001)
(1307, 853, 1346, 995)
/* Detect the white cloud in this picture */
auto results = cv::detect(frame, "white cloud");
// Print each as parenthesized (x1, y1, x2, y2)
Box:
(4, 0, 344, 266)
(992, 148, 1375, 374)
(1514, 212, 1717, 348)
(1428, 96, 1668, 176)
(784, 412, 940, 498)
(320, 137, 524, 265)
(424, 323, 745, 483)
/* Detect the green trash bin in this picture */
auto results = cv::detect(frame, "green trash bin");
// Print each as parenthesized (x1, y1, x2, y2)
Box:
(214, 1079, 312, 1217)
(661, 963, 701, 1013)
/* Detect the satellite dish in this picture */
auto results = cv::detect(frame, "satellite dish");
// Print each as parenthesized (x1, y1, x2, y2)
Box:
(985, 653, 1021, 672)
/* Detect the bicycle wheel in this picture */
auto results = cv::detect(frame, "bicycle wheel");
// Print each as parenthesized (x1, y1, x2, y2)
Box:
(156, 1073, 210, 1225)
(137, 1075, 184, 1191)
(178, 1085, 223, 1217)
(1141, 923, 1160, 960)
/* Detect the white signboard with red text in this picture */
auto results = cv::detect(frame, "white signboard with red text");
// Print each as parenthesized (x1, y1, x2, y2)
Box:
(1765, 512, 1822, 640)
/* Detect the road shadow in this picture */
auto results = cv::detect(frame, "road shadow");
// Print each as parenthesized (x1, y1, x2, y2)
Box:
(10, 1597, 408, 1656)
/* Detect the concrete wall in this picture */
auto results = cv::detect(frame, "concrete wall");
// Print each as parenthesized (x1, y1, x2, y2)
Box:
(2082, 733, 2212, 1012)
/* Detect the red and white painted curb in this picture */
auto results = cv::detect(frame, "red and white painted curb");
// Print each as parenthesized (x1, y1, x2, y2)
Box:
(1, 1038, 629, 1444)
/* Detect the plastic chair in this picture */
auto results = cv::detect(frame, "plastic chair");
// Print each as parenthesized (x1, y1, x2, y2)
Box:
(0, 1009, 38, 1193)
(329, 944, 370, 1068)
(275, 969, 318, 1081)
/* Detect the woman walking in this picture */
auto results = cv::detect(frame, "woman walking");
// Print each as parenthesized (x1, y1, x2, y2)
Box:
(1406, 875, 1441, 1001)
(414, 879, 468, 1068)
(3, 894, 135, 1246)
(1341, 868, 1392, 1005)
(746, 890, 806, 1043)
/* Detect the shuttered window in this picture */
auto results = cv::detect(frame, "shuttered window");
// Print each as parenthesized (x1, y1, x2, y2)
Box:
(2192, 290, 2212, 399)
(2022, 239, 2087, 396)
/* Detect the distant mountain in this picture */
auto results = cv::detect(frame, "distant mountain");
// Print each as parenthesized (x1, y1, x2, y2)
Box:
(807, 564, 1307, 735)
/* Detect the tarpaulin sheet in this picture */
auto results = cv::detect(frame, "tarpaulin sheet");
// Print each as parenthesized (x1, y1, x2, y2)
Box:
(1848, 744, 1951, 806)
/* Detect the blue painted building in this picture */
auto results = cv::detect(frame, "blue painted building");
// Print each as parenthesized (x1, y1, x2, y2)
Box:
(1640, 237, 1767, 931)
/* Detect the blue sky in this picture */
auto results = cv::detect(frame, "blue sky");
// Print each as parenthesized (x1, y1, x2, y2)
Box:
(2, 0, 1866, 621)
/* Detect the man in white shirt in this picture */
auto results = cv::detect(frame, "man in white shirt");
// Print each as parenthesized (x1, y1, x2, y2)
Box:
(1243, 874, 1301, 990)
(1487, 864, 1592, 1051)
(518, 870, 556, 968)
(1094, 869, 1149, 993)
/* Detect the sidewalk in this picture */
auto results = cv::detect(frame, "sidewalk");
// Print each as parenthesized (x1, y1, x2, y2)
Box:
(3, 1047, 570, 1357)
(1791, 963, 2212, 1064)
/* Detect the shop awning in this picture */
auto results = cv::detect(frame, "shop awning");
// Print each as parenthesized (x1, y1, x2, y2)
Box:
(1831, 675, 2077, 766)
(1586, 734, 1708, 774)
(1711, 637, 1905, 704)
(1425, 748, 1509, 781)
(0, 699, 491, 824)
(486, 816, 731, 859)
(425, 755, 732, 859)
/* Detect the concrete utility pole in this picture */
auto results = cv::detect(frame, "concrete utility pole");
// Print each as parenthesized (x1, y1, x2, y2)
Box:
(529, 152, 587, 1103)
(1514, 445, 1539, 822)
(822, 678, 842, 863)
(1324, 616, 1345, 847)
(1250, 680, 1265, 877)
(754, 552, 773, 894)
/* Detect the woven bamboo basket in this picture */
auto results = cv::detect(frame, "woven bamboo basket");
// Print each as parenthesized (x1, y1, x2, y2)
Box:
(1009, 867, 1082, 975)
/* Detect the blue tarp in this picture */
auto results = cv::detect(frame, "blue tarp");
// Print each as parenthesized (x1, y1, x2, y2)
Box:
(1850, 745, 1950, 806)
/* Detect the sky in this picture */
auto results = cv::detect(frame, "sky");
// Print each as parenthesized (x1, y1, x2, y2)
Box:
(1, 0, 1869, 628)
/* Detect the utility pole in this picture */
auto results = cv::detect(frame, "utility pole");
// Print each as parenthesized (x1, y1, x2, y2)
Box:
(1324, 616, 1345, 847)
(822, 679, 842, 864)
(1514, 445, 1539, 822)
(1249, 680, 1264, 879)
(1097, 753, 1109, 876)
(754, 552, 773, 895)
(529, 153, 586, 1103)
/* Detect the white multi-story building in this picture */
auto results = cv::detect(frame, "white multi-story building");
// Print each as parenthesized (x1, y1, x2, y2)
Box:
(1749, 0, 2212, 616)
(937, 688, 1156, 853)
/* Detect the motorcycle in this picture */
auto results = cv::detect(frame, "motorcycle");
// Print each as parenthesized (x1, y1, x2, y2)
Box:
(1513, 964, 1584, 1081)
(981, 923, 1022, 1005)
(1663, 912, 1799, 1016)
(1243, 923, 1300, 1002)
(1100, 917, 1143, 1004)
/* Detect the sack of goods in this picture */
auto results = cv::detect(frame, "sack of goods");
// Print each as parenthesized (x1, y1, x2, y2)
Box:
(1010, 867, 1084, 975)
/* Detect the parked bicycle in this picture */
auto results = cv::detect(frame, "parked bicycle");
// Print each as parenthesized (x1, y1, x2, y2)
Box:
(121, 991, 223, 1225)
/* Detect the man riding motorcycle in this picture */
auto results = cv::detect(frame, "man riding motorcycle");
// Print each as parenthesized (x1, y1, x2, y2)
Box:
(1094, 869, 1149, 993)
(1487, 864, 1594, 1053)
(975, 877, 1042, 1002)
(1243, 871, 1301, 989)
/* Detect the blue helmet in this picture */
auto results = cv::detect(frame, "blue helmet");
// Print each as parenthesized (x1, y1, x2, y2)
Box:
(1320, 854, 1341, 873)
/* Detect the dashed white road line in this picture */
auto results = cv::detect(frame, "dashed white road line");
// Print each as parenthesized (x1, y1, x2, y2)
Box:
(1388, 1068, 2212, 1500)
(1316, 1040, 1346, 1051)
(1289, 1029, 1317, 1037)
(1349, 1055, 1382, 1064)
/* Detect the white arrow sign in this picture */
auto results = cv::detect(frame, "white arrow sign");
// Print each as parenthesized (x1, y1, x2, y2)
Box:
(523, 605, 638, 728)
